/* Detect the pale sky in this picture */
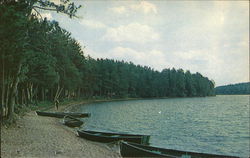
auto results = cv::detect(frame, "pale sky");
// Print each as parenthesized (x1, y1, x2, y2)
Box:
(41, 0, 249, 86)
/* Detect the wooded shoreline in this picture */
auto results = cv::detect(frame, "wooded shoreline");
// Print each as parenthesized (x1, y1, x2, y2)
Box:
(0, 1, 215, 124)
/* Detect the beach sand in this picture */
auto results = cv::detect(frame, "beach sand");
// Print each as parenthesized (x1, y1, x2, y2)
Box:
(1, 103, 121, 158)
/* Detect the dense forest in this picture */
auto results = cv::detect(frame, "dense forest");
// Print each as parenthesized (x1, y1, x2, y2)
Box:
(0, 0, 215, 122)
(215, 82, 250, 95)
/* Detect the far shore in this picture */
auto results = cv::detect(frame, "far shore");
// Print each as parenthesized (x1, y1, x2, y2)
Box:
(215, 94, 250, 96)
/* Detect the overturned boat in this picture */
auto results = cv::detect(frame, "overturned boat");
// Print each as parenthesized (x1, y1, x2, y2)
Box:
(63, 115, 84, 127)
(36, 111, 91, 118)
(120, 141, 239, 158)
(77, 130, 150, 144)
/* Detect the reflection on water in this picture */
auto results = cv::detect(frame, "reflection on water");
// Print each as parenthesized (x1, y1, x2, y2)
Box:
(74, 95, 249, 157)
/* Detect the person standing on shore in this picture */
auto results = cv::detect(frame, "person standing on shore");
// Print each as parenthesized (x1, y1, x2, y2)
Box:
(55, 99, 59, 110)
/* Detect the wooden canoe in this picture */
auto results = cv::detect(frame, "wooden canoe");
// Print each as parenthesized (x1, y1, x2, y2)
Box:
(77, 130, 150, 144)
(120, 141, 240, 158)
(36, 111, 90, 118)
(63, 115, 84, 127)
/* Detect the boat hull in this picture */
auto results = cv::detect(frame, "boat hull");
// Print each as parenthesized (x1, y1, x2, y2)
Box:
(36, 111, 90, 118)
(63, 120, 83, 127)
(120, 141, 240, 158)
(77, 130, 150, 144)
(63, 116, 84, 127)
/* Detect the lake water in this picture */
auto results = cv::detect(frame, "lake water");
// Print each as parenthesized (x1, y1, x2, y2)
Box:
(73, 95, 249, 157)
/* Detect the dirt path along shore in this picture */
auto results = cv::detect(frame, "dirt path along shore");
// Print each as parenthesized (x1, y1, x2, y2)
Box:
(1, 107, 121, 158)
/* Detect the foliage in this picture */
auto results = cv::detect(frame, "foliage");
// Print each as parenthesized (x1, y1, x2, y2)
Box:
(0, 0, 215, 121)
(80, 59, 215, 98)
(0, 0, 80, 121)
(215, 82, 250, 95)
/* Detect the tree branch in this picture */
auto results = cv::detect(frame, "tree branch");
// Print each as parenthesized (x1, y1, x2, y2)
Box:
(32, 7, 43, 19)
(33, 6, 57, 11)
(33, 5, 79, 18)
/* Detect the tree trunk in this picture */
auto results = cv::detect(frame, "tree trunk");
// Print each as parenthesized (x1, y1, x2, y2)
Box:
(7, 63, 22, 122)
(26, 82, 33, 104)
(5, 79, 10, 116)
(30, 83, 33, 103)
(54, 84, 60, 102)
(1, 53, 5, 117)
(34, 85, 38, 105)
(15, 90, 19, 105)
(54, 84, 63, 101)
(58, 86, 63, 100)
(27, 85, 30, 104)
(50, 88, 53, 101)
(21, 89, 25, 105)
(67, 90, 70, 99)
(42, 87, 45, 101)
(77, 88, 81, 99)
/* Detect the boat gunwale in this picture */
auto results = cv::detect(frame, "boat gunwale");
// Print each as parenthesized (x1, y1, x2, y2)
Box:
(121, 141, 240, 158)
(121, 141, 178, 158)
(77, 130, 147, 139)
(36, 111, 90, 118)
(78, 130, 150, 137)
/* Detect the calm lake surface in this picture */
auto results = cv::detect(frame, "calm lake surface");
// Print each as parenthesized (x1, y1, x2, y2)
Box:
(74, 95, 249, 157)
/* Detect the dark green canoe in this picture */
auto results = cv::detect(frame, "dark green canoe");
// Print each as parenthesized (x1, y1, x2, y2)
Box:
(120, 141, 240, 158)
(77, 130, 150, 144)
(36, 111, 90, 118)
(63, 115, 84, 127)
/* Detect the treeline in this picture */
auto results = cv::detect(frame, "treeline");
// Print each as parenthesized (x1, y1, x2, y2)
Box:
(82, 59, 215, 98)
(0, 0, 215, 121)
(215, 82, 250, 95)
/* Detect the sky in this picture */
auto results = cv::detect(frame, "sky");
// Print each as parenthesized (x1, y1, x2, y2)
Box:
(40, 0, 249, 86)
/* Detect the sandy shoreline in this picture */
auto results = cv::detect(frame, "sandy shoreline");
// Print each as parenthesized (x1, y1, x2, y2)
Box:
(1, 102, 121, 158)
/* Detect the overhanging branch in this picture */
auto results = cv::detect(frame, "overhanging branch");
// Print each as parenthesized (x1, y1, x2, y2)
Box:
(32, 7, 43, 19)
(33, 6, 57, 11)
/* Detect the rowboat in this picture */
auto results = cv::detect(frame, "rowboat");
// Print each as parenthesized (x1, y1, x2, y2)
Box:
(120, 141, 239, 158)
(63, 115, 84, 127)
(77, 130, 150, 144)
(36, 111, 91, 118)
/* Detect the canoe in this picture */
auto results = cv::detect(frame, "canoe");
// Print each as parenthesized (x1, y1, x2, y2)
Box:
(36, 111, 91, 118)
(77, 130, 150, 144)
(120, 141, 240, 158)
(63, 115, 84, 127)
